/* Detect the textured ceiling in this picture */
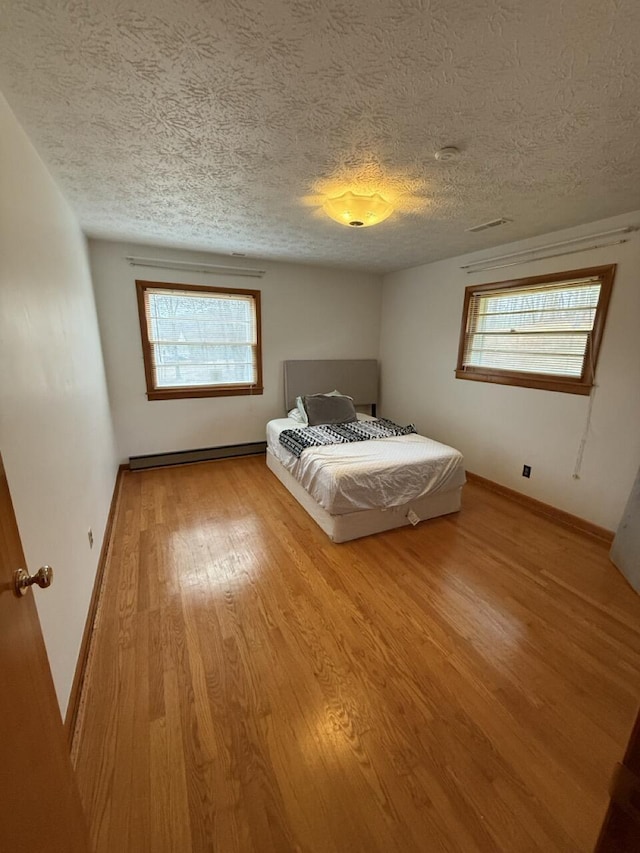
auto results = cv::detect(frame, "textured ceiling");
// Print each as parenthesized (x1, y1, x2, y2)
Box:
(2, 0, 640, 272)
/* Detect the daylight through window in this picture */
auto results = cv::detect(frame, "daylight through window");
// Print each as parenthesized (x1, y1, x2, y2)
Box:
(136, 281, 263, 400)
(455, 265, 616, 395)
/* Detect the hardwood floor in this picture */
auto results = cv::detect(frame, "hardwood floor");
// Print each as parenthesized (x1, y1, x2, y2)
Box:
(73, 456, 640, 852)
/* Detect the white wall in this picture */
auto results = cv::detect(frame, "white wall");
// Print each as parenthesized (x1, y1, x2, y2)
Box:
(380, 211, 640, 532)
(0, 96, 118, 717)
(89, 240, 382, 460)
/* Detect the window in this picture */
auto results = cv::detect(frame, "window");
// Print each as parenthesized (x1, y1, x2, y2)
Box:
(135, 280, 263, 400)
(455, 265, 616, 395)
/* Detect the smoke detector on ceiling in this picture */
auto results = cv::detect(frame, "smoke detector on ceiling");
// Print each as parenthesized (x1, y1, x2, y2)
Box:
(466, 217, 512, 233)
(434, 146, 460, 162)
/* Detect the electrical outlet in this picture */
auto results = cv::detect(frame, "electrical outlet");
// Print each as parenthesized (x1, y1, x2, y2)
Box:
(522, 465, 531, 478)
(88, 528, 94, 548)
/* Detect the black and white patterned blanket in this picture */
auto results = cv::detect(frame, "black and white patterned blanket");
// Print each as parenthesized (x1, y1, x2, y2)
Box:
(279, 418, 417, 458)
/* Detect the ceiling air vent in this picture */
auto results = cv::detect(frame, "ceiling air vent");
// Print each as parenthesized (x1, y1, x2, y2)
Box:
(466, 218, 511, 233)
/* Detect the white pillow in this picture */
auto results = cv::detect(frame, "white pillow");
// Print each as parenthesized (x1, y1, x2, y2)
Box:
(287, 407, 305, 423)
(294, 395, 308, 424)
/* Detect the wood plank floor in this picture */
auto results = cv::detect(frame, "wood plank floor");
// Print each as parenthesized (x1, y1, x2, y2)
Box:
(74, 456, 640, 852)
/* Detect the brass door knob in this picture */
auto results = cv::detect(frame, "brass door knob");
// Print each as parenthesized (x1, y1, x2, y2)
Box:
(14, 565, 54, 597)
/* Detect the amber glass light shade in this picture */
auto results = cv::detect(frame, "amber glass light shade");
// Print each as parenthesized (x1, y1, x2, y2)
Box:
(322, 191, 394, 227)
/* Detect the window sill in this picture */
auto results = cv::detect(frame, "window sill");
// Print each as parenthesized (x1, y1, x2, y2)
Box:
(146, 385, 264, 401)
(454, 370, 592, 396)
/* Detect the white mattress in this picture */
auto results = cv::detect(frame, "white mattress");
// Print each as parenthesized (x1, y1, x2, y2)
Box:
(266, 416, 465, 515)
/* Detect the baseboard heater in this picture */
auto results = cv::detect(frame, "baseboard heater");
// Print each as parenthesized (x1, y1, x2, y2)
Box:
(129, 441, 267, 471)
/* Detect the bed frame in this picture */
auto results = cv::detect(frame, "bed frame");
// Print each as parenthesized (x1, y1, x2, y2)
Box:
(269, 359, 463, 543)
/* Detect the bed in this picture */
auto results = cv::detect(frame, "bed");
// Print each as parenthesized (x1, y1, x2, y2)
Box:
(265, 359, 466, 543)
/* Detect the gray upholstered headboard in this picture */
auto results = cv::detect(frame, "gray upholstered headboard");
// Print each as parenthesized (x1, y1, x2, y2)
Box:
(283, 359, 379, 412)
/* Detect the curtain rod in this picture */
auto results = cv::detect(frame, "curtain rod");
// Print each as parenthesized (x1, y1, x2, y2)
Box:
(460, 225, 637, 271)
(125, 256, 266, 278)
(464, 239, 629, 273)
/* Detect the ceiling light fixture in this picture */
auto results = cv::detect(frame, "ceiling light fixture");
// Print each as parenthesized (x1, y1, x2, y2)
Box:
(322, 191, 394, 228)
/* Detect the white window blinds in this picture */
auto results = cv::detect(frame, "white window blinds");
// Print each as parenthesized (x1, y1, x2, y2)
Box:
(461, 277, 602, 378)
(143, 288, 259, 389)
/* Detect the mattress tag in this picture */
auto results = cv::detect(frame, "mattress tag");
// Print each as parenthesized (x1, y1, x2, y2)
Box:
(407, 508, 420, 526)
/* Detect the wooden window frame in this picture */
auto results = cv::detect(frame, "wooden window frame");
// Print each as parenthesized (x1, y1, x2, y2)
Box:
(455, 264, 616, 395)
(135, 280, 263, 401)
